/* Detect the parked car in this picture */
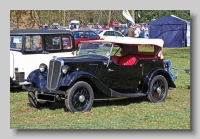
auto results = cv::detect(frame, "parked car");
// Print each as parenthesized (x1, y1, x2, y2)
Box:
(110, 20, 121, 27)
(72, 30, 100, 49)
(51, 23, 60, 29)
(24, 38, 176, 113)
(98, 30, 125, 40)
(69, 20, 81, 29)
(10, 29, 76, 87)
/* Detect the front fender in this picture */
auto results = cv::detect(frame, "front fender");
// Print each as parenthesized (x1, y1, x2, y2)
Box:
(27, 69, 48, 88)
(141, 68, 176, 93)
(61, 71, 112, 96)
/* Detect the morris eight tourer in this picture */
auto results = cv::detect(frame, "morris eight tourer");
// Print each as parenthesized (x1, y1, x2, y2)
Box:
(24, 38, 176, 112)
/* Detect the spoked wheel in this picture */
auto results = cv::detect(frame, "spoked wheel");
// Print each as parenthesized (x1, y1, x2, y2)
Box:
(147, 75, 168, 103)
(28, 85, 53, 108)
(65, 81, 94, 112)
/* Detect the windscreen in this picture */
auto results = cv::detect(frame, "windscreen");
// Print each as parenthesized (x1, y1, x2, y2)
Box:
(77, 42, 113, 57)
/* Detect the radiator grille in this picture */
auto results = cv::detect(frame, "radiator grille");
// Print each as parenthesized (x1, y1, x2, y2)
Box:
(47, 58, 63, 90)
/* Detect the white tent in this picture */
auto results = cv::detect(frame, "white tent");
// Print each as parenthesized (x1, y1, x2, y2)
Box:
(171, 15, 190, 46)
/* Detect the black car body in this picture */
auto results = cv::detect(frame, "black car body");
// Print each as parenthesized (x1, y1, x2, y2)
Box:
(24, 38, 176, 112)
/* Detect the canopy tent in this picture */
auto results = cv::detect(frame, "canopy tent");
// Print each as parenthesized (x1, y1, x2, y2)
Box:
(149, 15, 190, 47)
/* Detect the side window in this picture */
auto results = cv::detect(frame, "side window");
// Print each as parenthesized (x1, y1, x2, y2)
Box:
(45, 35, 61, 50)
(84, 32, 89, 38)
(25, 35, 42, 51)
(114, 32, 123, 37)
(89, 31, 96, 36)
(105, 31, 113, 36)
(10, 36, 22, 50)
(74, 32, 83, 38)
(104, 31, 108, 36)
(62, 35, 72, 49)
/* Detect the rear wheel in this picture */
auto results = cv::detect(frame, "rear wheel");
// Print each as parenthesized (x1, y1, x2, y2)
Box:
(65, 81, 94, 112)
(147, 75, 168, 103)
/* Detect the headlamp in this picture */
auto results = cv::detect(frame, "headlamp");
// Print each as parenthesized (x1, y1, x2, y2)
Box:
(62, 65, 69, 74)
(39, 63, 47, 72)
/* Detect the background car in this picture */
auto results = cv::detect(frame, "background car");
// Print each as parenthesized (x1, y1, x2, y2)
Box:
(69, 20, 81, 29)
(110, 19, 121, 27)
(10, 29, 75, 87)
(51, 23, 60, 29)
(98, 30, 125, 40)
(72, 30, 100, 49)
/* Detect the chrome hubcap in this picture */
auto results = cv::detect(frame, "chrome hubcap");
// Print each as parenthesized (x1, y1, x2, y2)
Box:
(79, 95, 85, 102)
(157, 87, 161, 94)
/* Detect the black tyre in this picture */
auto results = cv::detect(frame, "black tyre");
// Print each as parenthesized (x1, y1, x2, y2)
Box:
(28, 90, 53, 108)
(147, 75, 168, 103)
(65, 81, 94, 112)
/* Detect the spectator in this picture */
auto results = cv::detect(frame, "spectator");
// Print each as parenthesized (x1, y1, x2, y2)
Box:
(134, 26, 141, 38)
(140, 26, 145, 38)
(70, 26, 74, 31)
(74, 24, 77, 30)
(124, 20, 129, 36)
(128, 24, 134, 37)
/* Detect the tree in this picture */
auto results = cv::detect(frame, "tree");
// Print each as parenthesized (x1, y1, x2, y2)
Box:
(10, 10, 40, 30)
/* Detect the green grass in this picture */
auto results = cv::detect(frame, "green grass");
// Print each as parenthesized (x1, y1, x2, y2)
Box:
(10, 47, 190, 129)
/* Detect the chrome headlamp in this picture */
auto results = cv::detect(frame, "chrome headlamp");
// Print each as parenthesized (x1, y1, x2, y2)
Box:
(62, 65, 69, 74)
(39, 63, 47, 72)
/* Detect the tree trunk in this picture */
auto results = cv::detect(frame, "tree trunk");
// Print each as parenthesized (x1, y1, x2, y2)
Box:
(10, 10, 41, 30)
(63, 10, 66, 26)
(107, 10, 112, 27)
(66, 10, 71, 25)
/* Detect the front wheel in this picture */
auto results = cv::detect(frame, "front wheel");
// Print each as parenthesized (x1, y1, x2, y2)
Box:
(65, 81, 94, 112)
(28, 90, 53, 108)
(147, 75, 168, 103)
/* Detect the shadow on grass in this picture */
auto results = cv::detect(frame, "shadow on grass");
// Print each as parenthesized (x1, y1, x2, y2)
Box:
(26, 97, 148, 112)
(10, 86, 26, 93)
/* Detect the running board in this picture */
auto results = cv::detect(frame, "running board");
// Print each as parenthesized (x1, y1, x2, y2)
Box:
(111, 89, 146, 98)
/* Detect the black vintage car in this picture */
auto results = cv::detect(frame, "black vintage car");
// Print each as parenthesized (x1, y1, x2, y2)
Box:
(24, 38, 176, 112)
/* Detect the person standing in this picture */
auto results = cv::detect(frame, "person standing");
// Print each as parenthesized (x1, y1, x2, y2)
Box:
(128, 24, 134, 37)
(140, 26, 145, 38)
(124, 20, 129, 36)
(134, 26, 141, 38)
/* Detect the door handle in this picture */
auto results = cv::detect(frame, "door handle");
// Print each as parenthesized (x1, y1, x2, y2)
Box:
(108, 68, 114, 72)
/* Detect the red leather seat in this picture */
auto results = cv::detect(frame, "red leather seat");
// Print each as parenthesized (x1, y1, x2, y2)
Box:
(118, 55, 137, 65)
(110, 56, 120, 64)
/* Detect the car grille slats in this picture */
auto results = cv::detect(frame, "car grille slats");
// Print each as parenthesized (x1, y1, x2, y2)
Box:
(47, 58, 63, 90)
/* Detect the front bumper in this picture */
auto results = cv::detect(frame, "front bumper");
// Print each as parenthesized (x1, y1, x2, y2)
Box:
(10, 80, 32, 86)
(23, 86, 66, 95)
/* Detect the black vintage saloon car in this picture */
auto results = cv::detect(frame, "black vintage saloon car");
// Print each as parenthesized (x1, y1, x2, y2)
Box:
(24, 38, 176, 112)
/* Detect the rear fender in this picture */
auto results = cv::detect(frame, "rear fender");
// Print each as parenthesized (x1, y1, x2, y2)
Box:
(141, 68, 176, 93)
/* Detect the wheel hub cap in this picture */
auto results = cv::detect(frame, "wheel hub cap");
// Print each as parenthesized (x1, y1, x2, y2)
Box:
(79, 95, 85, 102)
(157, 87, 161, 94)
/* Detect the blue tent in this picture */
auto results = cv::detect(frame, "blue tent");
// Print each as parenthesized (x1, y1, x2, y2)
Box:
(149, 15, 188, 47)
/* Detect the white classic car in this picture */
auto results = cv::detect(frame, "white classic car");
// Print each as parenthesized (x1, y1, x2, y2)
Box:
(10, 29, 76, 87)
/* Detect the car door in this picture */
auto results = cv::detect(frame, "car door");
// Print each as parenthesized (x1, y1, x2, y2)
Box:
(89, 31, 99, 40)
(102, 60, 143, 92)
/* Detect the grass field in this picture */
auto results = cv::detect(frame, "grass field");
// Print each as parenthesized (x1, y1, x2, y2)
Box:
(10, 47, 190, 129)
